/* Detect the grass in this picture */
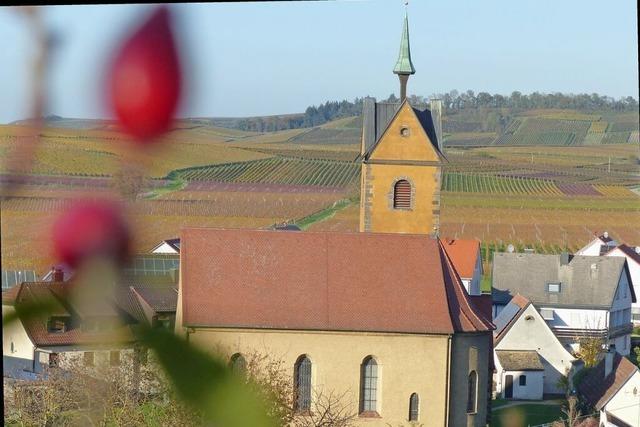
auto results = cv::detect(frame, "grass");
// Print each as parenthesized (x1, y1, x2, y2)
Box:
(295, 198, 353, 230)
(491, 402, 564, 427)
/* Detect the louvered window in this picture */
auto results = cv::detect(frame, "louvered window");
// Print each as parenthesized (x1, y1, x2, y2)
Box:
(294, 355, 312, 411)
(360, 356, 378, 413)
(409, 392, 419, 421)
(393, 180, 412, 209)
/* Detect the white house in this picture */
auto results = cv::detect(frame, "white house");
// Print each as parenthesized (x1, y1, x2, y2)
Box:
(151, 238, 181, 254)
(493, 294, 579, 398)
(494, 350, 545, 400)
(578, 347, 640, 427)
(2, 277, 176, 379)
(492, 252, 635, 356)
(442, 238, 483, 296)
(577, 231, 618, 256)
(605, 244, 640, 324)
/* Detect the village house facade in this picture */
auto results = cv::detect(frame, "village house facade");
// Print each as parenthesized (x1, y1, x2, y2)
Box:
(492, 252, 635, 356)
(493, 294, 579, 399)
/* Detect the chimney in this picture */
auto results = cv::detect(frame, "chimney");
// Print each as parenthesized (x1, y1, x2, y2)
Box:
(604, 345, 616, 378)
(52, 267, 64, 282)
(429, 99, 443, 153)
(560, 252, 571, 266)
(361, 97, 376, 156)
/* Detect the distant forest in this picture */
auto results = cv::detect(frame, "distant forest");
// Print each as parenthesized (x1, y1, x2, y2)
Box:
(208, 91, 639, 133)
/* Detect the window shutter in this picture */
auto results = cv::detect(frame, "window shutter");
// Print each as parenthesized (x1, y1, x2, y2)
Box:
(394, 180, 412, 209)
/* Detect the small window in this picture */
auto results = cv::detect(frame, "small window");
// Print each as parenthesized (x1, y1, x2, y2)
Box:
(393, 180, 412, 210)
(110, 351, 120, 367)
(519, 375, 526, 386)
(229, 353, 247, 375)
(409, 392, 419, 421)
(400, 126, 410, 137)
(540, 308, 554, 320)
(546, 282, 561, 293)
(467, 371, 477, 413)
(84, 352, 94, 366)
(294, 355, 312, 412)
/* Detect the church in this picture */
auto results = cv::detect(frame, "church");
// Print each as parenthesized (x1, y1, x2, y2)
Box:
(175, 11, 493, 427)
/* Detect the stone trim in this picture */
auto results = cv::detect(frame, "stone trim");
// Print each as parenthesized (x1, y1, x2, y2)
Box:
(387, 176, 416, 211)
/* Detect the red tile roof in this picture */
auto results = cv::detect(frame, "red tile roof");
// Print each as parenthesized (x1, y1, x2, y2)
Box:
(10, 281, 135, 347)
(180, 228, 493, 334)
(578, 352, 639, 410)
(441, 238, 481, 279)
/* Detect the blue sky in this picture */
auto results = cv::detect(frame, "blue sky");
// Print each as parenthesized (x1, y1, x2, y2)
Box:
(0, 1, 637, 123)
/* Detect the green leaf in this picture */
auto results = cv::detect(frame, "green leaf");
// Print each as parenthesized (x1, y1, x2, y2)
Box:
(140, 327, 276, 427)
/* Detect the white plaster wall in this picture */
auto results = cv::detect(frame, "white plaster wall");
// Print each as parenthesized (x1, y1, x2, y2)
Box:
(603, 370, 640, 426)
(2, 304, 35, 361)
(494, 365, 543, 400)
(151, 242, 179, 254)
(608, 248, 640, 318)
(496, 305, 576, 394)
(577, 239, 605, 256)
(544, 307, 608, 330)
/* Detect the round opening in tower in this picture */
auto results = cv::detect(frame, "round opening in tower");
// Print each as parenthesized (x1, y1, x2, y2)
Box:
(400, 126, 410, 137)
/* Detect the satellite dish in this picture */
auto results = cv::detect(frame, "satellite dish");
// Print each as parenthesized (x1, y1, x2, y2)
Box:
(507, 244, 515, 253)
(603, 231, 609, 239)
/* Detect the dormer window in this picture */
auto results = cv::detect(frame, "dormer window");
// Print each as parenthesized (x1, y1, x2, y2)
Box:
(546, 282, 561, 293)
(47, 317, 68, 333)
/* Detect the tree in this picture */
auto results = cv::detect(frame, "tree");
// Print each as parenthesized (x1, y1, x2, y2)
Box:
(573, 334, 605, 368)
(112, 164, 147, 200)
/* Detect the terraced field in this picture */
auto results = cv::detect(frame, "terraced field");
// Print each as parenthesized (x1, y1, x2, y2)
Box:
(169, 157, 361, 189)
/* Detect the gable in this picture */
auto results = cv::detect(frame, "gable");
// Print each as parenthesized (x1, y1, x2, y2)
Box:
(368, 101, 441, 163)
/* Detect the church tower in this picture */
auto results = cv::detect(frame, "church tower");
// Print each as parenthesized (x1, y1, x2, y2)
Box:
(359, 10, 444, 236)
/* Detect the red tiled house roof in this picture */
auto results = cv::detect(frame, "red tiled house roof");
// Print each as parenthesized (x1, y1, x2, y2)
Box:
(578, 353, 639, 410)
(441, 238, 481, 279)
(180, 228, 493, 334)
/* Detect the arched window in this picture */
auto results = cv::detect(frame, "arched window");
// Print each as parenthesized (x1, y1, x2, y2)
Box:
(294, 355, 312, 411)
(409, 392, 419, 421)
(229, 353, 247, 375)
(467, 371, 477, 413)
(393, 180, 412, 209)
(360, 356, 378, 413)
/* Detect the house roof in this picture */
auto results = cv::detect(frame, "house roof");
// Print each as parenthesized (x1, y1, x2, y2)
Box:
(495, 350, 544, 371)
(493, 294, 531, 345)
(152, 238, 181, 253)
(180, 228, 493, 335)
(441, 238, 481, 279)
(610, 244, 640, 266)
(492, 253, 634, 309)
(578, 353, 638, 410)
(469, 294, 493, 325)
(131, 285, 178, 312)
(41, 263, 74, 282)
(10, 281, 135, 347)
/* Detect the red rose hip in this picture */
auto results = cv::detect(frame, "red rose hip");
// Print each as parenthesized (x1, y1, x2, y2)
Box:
(108, 6, 181, 142)
(52, 199, 130, 268)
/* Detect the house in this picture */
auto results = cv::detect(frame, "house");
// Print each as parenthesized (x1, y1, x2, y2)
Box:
(176, 229, 494, 427)
(1, 269, 37, 292)
(494, 350, 545, 400)
(604, 244, 640, 324)
(150, 238, 181, 254)
(492, 252, 635, 355)
(577, 231, 618, 256)
(578, 347, 640, 427)
(493, 294, 579, 398)
(442, 238, 483, 296)
(2, 273, 178, 380)
(41, 264, 74, 282)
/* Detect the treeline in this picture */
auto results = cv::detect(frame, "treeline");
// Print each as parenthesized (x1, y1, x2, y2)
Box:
(215, 91, 638, 132)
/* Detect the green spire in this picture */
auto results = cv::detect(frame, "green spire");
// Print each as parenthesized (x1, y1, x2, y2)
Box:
(393, 11, 415, 75)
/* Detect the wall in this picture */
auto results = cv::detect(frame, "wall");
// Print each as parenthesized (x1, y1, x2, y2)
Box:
(2, 304, 36, 377)
(603, 370, 640, 426)
(449, 333, 491, 427)
(495, 304, 576, 395)
(500, 370, 544, 400)
(577, 239, 604, 256)
(187, 327, 451, 427)
(609, 249, 640, 321)
(544, 307, 608, 330)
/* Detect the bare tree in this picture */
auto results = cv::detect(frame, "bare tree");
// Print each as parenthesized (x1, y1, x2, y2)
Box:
(292, 389, 356, 427)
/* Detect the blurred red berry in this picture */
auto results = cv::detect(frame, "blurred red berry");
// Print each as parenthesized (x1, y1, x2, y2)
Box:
(52, 200, 130, 268)
(109, 6, 181, 142)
